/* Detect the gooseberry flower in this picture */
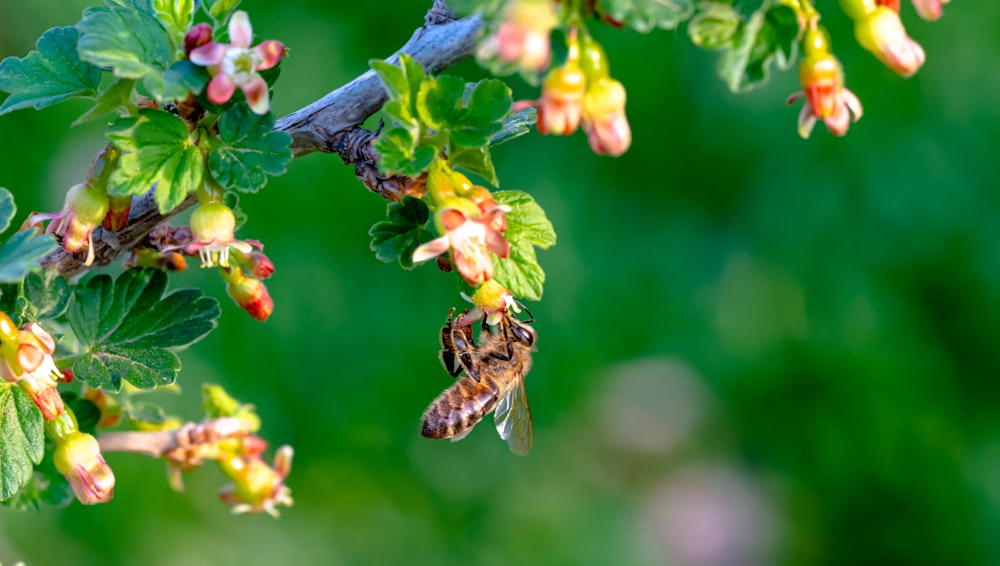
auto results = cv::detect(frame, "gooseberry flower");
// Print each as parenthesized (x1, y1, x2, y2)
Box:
(218, 445, 293, 517)
(27, 183, 109, 266)
(531, 60, 587, 135)
(854, 6, 925, 77)
(456, 280, 518, 327)
(188, 11, 285, 114)
(787, 29, 862, 138)
(581, 77, 632, 156)
(184, 202, 255, 268)
(413, 206, 511, 287)
(0, 314, 64, 420)
(53, 431, 115, 505)
(912, 0, 948, 20)
(477, 0, 557, 74)
(224, 268, 274, 321)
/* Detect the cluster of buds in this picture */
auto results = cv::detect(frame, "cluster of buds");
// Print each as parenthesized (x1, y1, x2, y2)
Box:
(520, 31, 632, 156)
(412, 162, 511, 287)
(186, 10, 286, 115)
(184, 195, 275, 321)
(25, 146, 119, 266)
(787, 26, 863, 138)
(159, 415, 293, 517)
(46, 407, 115, 505)
(841, 0, 926, 77)
(0, 312, 64, 420)
(477, 0, 558, 75)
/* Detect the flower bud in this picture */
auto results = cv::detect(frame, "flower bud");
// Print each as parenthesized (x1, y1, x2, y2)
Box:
(53, 432, 115, 505)
(854, 6, 925, 77)
(911, 0, 948, 20)
(0, 319, 64, 420)
(536, 62, 587, 136)
(184, 23, 214, 57)
(218, 445, 293, 516)
(581, 77, 632, 157)
(102, 195, 132, 232)
(226, 271, 274, 321)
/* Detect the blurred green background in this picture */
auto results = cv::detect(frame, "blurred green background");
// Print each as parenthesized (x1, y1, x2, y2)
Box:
(2, 1, 1000, 565)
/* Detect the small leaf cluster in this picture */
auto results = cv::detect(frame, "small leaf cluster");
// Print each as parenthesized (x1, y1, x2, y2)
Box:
(0, 0, 292, 213)
(371, 54, 513, 183)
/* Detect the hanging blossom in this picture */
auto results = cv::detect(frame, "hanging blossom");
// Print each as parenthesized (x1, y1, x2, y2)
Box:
(581, 77, 632, 156)
(0, 313, 64, 420)
(853, 6, 925, 77)
(911, 0, 949, 20)
(53, 431, 116, 505)
(184, 201, 257, 268)
(218, 444, 294, 517)
(26, 183, 109, 266)
(787, 28, 862, 138)
(477, 0, 558, 74)
(455, 279, 519, 327)
(413, 207, 511, 287)
(188, 11, 285, 115)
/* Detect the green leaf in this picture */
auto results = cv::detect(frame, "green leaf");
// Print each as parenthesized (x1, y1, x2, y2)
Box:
(0, 187, 14, 233)
(417, 75, 466, 130)
(107, 108, 204, 213)
(77, 4, 180, 102)
(449, 146, 497, 186)
(0, 232, 58, 284)
(204, 0, 242, 22)
(492, 238, 545, 301)
(688, 2, 742, 50)
(369, 196, 434, 269)
(73, 78, 137, 126)
(494, 190, 557, 249)
(142, 59, 209, 102)
(69, 268, 220, 392)
(126, 400, 168, 425)
(449, 79, 511, 149)
(489, 107, 536, 147)
(152, 0, 194, 49)
(371, 59, 410, 102)
(717, 2, 799, 93)
(208, 104, 292, 193)
(374, 127, 437, 177)
(23, 270, 71, 320)
(0, 385, 45, 501)
(0, 27, 102, 115)
(598, 0, 695, 33)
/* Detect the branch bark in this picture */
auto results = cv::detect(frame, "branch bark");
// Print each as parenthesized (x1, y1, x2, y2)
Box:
(42, 1, 483, 278)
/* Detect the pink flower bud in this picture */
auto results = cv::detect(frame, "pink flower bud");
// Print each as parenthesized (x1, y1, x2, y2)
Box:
(53, 432, 115, 505)
(184, 23, 214, 56)
(226, 272, 274, 321)
(854, 6, 925, 77)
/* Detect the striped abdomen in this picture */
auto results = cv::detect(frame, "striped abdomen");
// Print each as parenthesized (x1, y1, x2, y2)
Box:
(421, 375, 500, 440)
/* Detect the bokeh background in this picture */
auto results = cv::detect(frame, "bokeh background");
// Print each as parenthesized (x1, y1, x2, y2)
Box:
(2, 1, 1000, 564)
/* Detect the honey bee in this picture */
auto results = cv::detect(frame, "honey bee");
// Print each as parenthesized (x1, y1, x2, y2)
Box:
(421, 307, 536, 455)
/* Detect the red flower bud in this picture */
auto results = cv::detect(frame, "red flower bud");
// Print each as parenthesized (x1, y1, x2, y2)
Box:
(184, 23, 214, 56)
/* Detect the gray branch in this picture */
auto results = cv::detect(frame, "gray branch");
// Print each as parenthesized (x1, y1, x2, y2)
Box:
(42, 3, 484, 278)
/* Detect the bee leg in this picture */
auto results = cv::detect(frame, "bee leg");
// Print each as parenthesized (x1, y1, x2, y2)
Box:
(458, 350, 481, 381)
(488, 340, 516, 362)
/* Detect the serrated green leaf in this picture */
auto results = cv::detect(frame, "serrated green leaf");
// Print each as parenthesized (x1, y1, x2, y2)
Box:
(208, 104, 292, 193)
(450, 79, 511, 148)
(371, 59, 410, 102)
(73, 78, 137, 126)
(717, 2, 799, 93)
(204, 0, 242, 22)
(0, 385, 45, 501)
(0, 27, 102, 115)
(0, 188, 14, 233)
(688, 2, 742, 50)
(69, 268, 220, 393)
(598, 0, 695, 33)
(418, 75, 466, 130)
(492, 238, 545, 301)
(494, 190, 556, 249)
(401, 54, 427, 103)
(0, 231, 58, 284)
(142, 59, 209, 102)
(449, 146, 497, 186)
(375, 127, 437, 176)
(489, 107, 536, 147)
(23, 270, 71, 320)
(107, 108, 204, 213)
(369, 196, 434, 269)
(152, 0, 194, 49)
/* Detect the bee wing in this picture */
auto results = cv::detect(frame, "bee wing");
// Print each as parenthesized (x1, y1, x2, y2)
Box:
(494, 374, 533, 455)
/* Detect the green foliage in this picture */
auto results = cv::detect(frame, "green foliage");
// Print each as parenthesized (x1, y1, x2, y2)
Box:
(688, 2, 742, 50)
(0, 385, 45, 501)
(151, 0, 194, 50)
(69, 268, 220, 392)
(208, 104, 293, 193)
(598, 0, 695, 33)
(23, 270, 72, 321)
(0, 27, 102, 115)
(73, 78, 137, 126)
(712, 1, 800, 92)
(76, 3, 179, 102)
(203, 0, 243, 22)
(0, 188, 14, 233)
(369, 196, 435, 269)
(0, 232, 58, 284)
(372, 54, 513, 178)
(491, 190, 556, 301)
(107, 108, 204, 213)
(202, 383, 260, 429)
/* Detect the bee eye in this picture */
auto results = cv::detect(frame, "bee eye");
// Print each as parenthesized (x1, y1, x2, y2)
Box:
(513, 324, 534, 346)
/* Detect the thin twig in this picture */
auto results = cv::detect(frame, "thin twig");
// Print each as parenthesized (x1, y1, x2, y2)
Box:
(42, 2, 483, 278)
(98, 417, 253, 457)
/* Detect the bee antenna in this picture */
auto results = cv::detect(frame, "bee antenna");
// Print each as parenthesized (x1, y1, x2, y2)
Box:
(515, 301, 534, 324)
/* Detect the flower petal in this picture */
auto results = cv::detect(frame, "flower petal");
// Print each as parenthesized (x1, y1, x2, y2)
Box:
(412, 236, 450, 263)
(797, 104, 817, 139)
(207, 73, 237, 105)
(485, 228, 510, 258)
(228, 10, 253, 49)
(254, 40, 285, 71)
(240, 77, 270, 115)
(440, 209, 468, 231)
(189, 42, 227, 66)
